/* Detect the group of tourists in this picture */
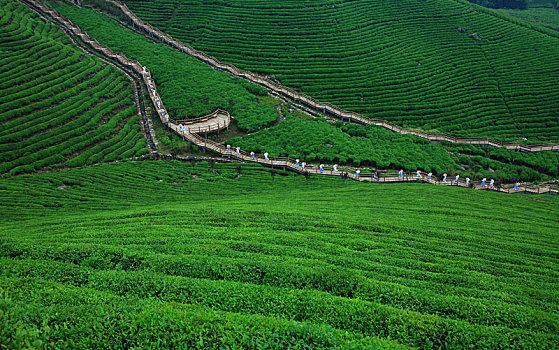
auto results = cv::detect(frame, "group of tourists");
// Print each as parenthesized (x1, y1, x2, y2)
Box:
(223, 145, 523, 190)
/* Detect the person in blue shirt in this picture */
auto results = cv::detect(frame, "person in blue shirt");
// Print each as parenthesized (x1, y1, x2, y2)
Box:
(250, 152, 255, 159)
(427, 172, 432, 180)
(355, 169, 360, 179)
(454, 174, 459, 184)
(481, 178, 486, 186)
(226, 144, 231, 152)
(319, 164, 324, 173)
(295, 159, 300, 167)
(514, 182, 520, 191)
(398, 169, 403, 179)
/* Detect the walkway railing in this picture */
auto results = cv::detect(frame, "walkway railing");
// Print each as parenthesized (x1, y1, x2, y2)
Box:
(104, 0, 558, 152)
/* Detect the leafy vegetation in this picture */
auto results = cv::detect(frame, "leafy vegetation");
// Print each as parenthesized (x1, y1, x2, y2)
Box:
(0, 0, 147, 175)
(117, 0, 559, 143)
(497, 0, 559, 31)
(1, 160, 558, 348)
(55, 3, 278, 132)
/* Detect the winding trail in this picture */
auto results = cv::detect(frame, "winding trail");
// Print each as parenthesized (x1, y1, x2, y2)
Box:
(17, 0, 559, 195)
(106, 0, 557, 152)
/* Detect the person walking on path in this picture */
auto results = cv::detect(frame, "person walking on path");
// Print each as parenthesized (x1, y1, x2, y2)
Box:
(454, 174, 460, 184)
(226, 144, 231, 152)
(489, 179, 495, 189)
(399, 169, 404, 179)
(333, 164, 338, 173)
(416, 170, 422, 179)
(264, 152, 269, 161)
(443, 173, 447, 184)
(355, 169, 360, 179)
(301, 162, 306, 170)
(295, 159, 300, 167)
(235, 147, 240, 155)
(427, 172, 432, 180)
(250, 152, 255, 160)
(481, 178, 486, 186)
(319, 164, 324, 173)
(465, 177, 470, 186)
(514, 182, 520, 191)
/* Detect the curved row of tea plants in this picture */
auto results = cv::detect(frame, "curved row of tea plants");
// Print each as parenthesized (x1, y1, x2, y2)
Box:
(0, 0, 148, 175)
(1, 160, 558, 348)
(118, 0, 559, 143)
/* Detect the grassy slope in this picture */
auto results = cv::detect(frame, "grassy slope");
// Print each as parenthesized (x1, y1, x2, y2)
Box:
(119, 0, 559, 142)
(50, 4, 559, 183)
(0, 0, 147, 175)
(1, 161, 558, 348)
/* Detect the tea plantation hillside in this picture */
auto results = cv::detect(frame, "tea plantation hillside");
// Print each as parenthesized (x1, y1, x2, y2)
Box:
(51, 4, 559, 183)
(1, 161, 558, 348)
(0, 0, 147, 176)
(119, 0, 559, 142)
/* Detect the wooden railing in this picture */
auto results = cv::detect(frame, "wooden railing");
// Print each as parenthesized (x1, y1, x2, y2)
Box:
(104, 0, 559, 153)
(21, 0, 558, 195)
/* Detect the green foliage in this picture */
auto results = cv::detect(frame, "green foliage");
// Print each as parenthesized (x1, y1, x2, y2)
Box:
(467, 0, 528, 9)
(56, 4, 277, 132)
(0, 161, 558, 348)
(0, 0, 147, 174)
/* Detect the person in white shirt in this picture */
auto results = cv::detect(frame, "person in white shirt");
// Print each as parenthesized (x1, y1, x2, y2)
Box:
(454, 174, 459, 184)
(465, 177, 470, 186)
(333, 164, 338, 172)
(264, 152, 269, 160)
(489, 179, 495, 188)
(416, 170, 422, 179)
(235, 147, 240, 155)
(442, 173, 447, 183)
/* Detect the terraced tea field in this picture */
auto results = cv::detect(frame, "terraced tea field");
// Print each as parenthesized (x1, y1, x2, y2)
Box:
(120, 0, 559, 142)
(1, 161, 558, 348)
(0, 0, 147, 175)
(50, 4, 559, 183)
